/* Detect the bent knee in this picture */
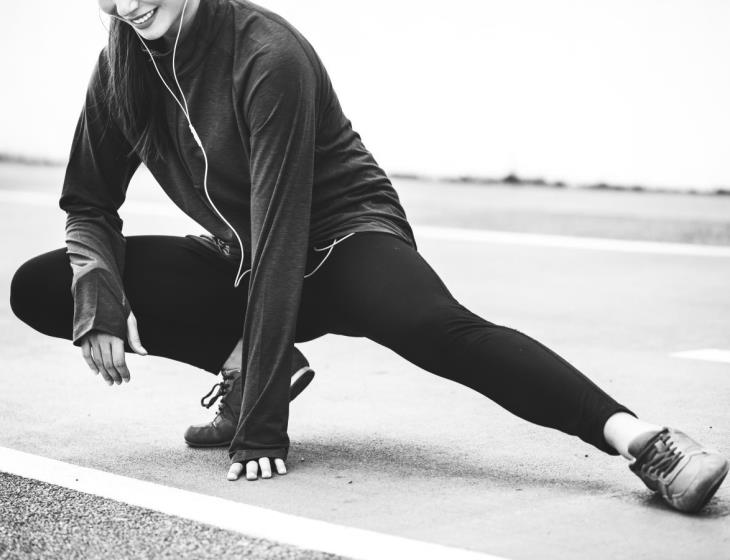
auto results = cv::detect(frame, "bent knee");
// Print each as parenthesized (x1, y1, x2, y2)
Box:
(10, 250, 72, 337)
(10, 258, 39, 323)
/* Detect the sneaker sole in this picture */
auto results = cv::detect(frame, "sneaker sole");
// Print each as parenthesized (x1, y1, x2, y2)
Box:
(184, 439, 230, 448)
(184, 369, 316, 448)
(290, 367, 315, 402)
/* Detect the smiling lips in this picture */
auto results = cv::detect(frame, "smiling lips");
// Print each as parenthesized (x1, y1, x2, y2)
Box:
(130, 7, 157, 25)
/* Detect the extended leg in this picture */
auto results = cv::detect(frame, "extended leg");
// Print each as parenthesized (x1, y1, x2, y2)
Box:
(315, 232, 630, 454)
(312, 232, 728, 512)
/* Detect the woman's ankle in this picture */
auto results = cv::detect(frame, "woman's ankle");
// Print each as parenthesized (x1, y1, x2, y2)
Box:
(603, 412, 662, 460)
(221, 338, 244, 371)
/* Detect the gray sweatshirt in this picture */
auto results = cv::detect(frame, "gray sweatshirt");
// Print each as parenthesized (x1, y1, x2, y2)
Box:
(60, 0, 415, 464)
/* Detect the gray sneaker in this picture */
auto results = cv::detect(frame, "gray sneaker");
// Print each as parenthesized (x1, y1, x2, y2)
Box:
(184, 348, 315, 448)
(629, 427, 729, 513)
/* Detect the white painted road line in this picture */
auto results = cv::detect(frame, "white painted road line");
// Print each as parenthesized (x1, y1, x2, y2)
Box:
(0, 447, 506, 560)
(3, 189, 730, 258)
(671, 349, 730, 364)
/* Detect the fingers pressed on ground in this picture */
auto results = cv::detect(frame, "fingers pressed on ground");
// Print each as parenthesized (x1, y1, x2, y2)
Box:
(259, 457, 272, 479)
(228, 459, 284, 481)
(227, 463, 244, 481)
(246, 460, 259, 481)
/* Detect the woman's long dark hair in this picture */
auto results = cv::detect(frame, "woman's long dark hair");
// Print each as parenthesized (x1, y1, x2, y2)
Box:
(106, 18, 168, 161)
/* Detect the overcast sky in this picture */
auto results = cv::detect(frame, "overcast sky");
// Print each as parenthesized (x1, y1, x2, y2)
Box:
(2, 0, 728, 190)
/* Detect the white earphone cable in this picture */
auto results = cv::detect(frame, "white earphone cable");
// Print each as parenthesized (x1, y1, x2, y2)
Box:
(303, 233, 356, 279)
(111, 2, 350, 285)
(170, 1, 192, 119)
(117, 1, 250, 287)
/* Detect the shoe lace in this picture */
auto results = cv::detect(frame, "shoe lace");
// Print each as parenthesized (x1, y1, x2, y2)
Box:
(640, 431, 685, 478)
(200, 369, 239, 414)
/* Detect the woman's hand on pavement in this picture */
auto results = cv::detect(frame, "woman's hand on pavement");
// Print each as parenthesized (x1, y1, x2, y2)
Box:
(227, 458, 287, 481)
(80, 311, 147, 386)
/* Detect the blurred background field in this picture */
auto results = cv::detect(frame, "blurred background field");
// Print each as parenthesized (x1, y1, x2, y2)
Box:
(2, 0, 729, 193)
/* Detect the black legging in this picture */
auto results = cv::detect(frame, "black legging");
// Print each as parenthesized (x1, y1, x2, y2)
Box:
(10, 232, 632, 454)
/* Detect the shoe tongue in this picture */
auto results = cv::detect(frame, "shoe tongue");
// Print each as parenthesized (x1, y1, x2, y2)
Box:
(629, 429, 665, 458)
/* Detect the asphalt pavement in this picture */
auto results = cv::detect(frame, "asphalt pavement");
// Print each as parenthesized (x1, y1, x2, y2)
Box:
(0, 472, 342, 560)
(0, 163, 728, 559)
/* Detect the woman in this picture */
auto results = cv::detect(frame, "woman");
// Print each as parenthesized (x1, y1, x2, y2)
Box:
(9, 0, 727, 513)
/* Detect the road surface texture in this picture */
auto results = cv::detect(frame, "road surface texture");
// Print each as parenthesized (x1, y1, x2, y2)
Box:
(1, 163, 728, 559)
(0, 472, 341, 560)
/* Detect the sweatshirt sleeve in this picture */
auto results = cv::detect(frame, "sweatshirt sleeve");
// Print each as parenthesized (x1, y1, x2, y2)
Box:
(228, 40, 317, 464)
(59, 50, 141, 345)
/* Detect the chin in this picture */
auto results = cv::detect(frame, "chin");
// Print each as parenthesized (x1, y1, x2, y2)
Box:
(134, 21, 173, 41)
(135, 28, 166, 41)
